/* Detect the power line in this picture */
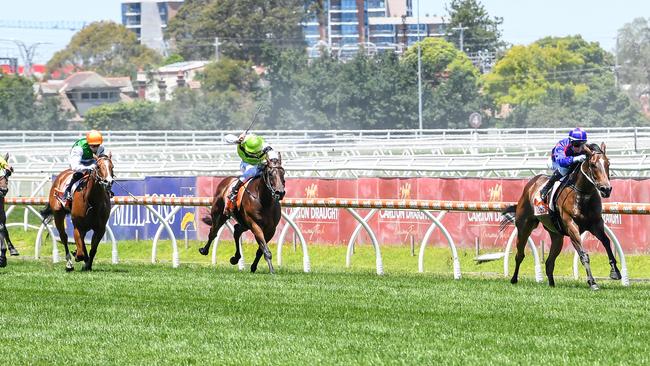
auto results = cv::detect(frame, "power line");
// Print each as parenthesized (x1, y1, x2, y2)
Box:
(0, 20, 88, 31)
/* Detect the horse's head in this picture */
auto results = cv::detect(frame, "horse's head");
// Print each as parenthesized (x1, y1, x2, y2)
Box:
(264, 151, 285, 201)
(95, 152, 115, 193)
(0, 153, 14, 198)
(583, 143, 611, 198)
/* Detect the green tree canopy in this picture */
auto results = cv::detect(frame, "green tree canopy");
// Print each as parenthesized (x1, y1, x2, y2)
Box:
(166, 0, 305, 64)
(617, 17, 650, 98)
(445, 0, 504, 53)
(46, 21, 161, 78)
(197, 58, 260, 93)
(0, 74, 69, 129)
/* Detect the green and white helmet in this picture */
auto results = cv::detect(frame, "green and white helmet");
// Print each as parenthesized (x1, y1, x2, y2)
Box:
(237, 134, 267, 164)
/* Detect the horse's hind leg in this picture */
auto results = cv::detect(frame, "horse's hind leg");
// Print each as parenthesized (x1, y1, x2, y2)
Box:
(0, 233, 7, 268)
(230, 224, 245, 265)
(590, 222, 621, 280)
(545, 231, 564, 287)
(74, 228, 90, 270)
(199, 214, 228, 256)
(54, 213, 74, 272)
(511, 216, 537, 284)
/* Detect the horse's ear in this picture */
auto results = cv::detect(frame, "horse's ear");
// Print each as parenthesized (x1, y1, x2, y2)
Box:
(600, 142, 606, 154)
(108, 151, 112, 160)
(583, 144, 593, 156)
(3, 153, 8, 161)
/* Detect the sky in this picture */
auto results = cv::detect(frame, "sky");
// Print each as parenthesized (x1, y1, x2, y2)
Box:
(0, 0, 649, 64)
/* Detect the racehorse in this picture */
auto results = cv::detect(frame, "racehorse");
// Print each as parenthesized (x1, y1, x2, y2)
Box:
(0, 153, 19, 267)
(501, 143, 618, 290)
(41, 154, 114, 272)
(199, 153, 285, 273)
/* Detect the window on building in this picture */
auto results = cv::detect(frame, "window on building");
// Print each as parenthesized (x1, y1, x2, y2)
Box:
(341, 0, 357, 10)
(100, 92, 109, 99)
(367, 0, 385, 9)
(91, 92, 99, 100)
(341, 24, 358, 35)
(368, 11, 385, 17)
(340, 13, 358, 22)
(81, 92, 90, 100)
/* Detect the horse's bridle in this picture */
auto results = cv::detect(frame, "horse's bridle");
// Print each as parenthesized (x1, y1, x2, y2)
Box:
(262, 161, 285, 201)
(92, 156, 114, 192)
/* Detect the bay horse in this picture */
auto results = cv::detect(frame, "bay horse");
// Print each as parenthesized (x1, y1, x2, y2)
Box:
(41, 154, 114, 272)
(0, 153, 19, 267)
(501, 143, 617, 290)
(199, 152, 285, 273)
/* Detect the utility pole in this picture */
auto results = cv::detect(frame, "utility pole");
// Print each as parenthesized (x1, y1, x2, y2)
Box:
(452, 23, 468, 52)
(0, 40, 49, 76)
(214, 37, 221, 61)
(417, 0, 423, 132)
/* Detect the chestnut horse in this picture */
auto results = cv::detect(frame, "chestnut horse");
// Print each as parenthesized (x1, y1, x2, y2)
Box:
(41, 154, 114, 271)
(501, 143, 618, 290)
(0, 153, 19, 267)
(199, 153, 285, 273)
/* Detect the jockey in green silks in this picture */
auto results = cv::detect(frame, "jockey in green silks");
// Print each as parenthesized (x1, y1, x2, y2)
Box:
(223, 132, 274, 215)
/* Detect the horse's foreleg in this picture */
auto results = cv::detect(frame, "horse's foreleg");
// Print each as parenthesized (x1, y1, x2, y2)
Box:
(84, 229, 104, 271)
(511, 217, 537, 284)
(54, 214, 74, 272)
(566, 220, 598, 290)
(199, 213, 227, 256)
(230, 224, 244, 265)
(2, 225, 18, 256)
(590, 223, 621, 280)
(545, 231, 564, 287)
(250, 223, 273, 274)
(73, 227, 89, 268)
(0, 232, 7, 268)
(251, 248, 263, 273)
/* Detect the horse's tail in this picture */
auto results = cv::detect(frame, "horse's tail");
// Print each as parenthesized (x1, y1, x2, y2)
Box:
(499, 204, 517, 232)
(202, 215, 213, 226)
(40, 203, 53, 225)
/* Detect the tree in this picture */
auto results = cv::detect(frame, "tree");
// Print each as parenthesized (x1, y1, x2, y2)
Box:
(166, 0, 305, 64)
(0, 74, 69, 129)
(402, 37, 483, 128)
(197, 58, 260, 93)
(445, 0, 504, 53)
(46, 21, 161, 78)
(84, 101, 158, 130)
(617, 17, 650, 98)
(482, 36, 613, 107)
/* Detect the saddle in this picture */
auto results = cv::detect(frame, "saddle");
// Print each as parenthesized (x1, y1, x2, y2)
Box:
(225, 178, 254, 214)
(534, 166, 579, 234)
(54, 171, 89, 206)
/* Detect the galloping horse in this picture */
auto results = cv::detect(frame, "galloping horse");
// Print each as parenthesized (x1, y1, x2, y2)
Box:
(501, 143, 618, 290)
(199, 152, 285, 273)
(41, 154, 114, 271)
(0, 153, 19, 267)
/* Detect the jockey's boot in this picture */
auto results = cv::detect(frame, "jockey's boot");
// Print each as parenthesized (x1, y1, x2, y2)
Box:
(540, 170, 562, 203)
(223, 180, 244, 216)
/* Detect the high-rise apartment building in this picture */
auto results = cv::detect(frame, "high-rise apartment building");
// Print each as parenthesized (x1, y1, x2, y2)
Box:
(121, 0, 184, 54)
(304, 0, 445, 54)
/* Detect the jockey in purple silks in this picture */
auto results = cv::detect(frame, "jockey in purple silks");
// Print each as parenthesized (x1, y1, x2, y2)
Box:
(539, 127, 589, 202)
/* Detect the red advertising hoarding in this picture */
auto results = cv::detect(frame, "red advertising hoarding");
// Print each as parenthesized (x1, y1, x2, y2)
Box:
(196, 177, 650, 253)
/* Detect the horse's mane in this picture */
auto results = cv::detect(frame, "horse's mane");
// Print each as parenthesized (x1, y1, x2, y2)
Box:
(587, 143, 603, 154)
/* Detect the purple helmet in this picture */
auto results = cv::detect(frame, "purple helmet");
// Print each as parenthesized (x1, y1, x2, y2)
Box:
(568, 128, 587, 142)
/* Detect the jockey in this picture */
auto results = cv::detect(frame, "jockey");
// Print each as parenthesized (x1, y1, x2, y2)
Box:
(0, 155, 11, 173)
(539, 127, 588, 202)
(63, 130, 112, 203)
(223, 132, 273, 215)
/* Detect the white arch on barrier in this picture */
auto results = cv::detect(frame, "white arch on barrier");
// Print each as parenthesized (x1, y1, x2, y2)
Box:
(277, 210, 311, 273)
(417, 211, 462, 280)
(346, 209, 378, 268)
(152, 206, 181, 266)
(276, 209, 299, 265)
(573, 226, 628, 286)
(503, 228, 543, 283)
(345, 208, 383, 275)
(146, 205, 179, 268)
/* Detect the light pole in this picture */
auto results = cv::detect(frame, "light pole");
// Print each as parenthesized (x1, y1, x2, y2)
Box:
(417, 0, 423, 132)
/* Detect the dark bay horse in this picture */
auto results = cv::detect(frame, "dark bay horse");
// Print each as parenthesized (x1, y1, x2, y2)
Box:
(501, 143, 617, 290)
(0, 153, 19, 267)
(41, 154, 114, 271)
(199, 153, 285, 273)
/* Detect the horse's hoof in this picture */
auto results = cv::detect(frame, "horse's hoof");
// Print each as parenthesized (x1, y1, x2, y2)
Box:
(81, 266, 92, 272)
(65, 266, 74, 272)
(9, 248, 19, 256)
(590, 283, 600, 291)
(198, 247, 208, 256)
(229, 257, 239, 265)
(0, 257, 6, 268)
(610, 271, 622, 280)
(75, 256, 84, 262)
(548, 281, 555, 287)
(510, 277, 518, 284)
(250, 265, 257, 273)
